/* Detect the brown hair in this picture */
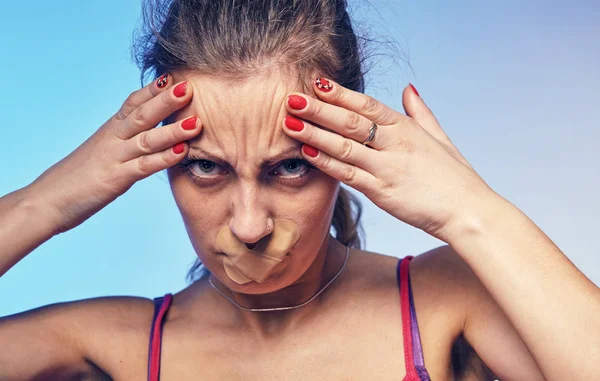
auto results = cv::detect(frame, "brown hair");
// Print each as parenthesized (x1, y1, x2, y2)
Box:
(132, 0, 366, 282)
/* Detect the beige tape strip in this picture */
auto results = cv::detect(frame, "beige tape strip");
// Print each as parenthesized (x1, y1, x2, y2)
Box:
(215, 219, 300, 284)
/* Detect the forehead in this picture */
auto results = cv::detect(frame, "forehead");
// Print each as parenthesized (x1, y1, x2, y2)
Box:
(169, 68, 315, 168)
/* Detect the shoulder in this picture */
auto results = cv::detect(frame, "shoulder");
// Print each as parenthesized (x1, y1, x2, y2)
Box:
(410, 244, 491, 318)
(347, 243, 476, 293)
(5, 295, 157, 353)
(62, 296, 157, 362)
(1, 296, 157, 380)
(347, 244, 481, 333)
(17, 295, 157, 328)
(4, 295, 156, 328)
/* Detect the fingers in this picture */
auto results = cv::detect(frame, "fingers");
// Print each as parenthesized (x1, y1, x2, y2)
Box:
(297, 143, 379, 195)
(115, 80, 193, 141)
(119, 116, 202, 162)
(282, 116, 377, 173)
(312, 77, 400, 126)
(285, 93, 391, 150)
(114, 74, 172, 121)
(121, 140, 190, 183)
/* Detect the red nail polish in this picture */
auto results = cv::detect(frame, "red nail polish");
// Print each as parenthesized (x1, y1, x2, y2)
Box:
(182, 116, 197, 130)
(315, 78, 333, 92)
(302, 145, 318, 158)
(284, 116, 304, 132)
(156, 74, 169, 88)
(173, 143, 185, 154)
(173, 82, 188, 98)
(409, 83, 420, 97)
(288, 95, 307, 110)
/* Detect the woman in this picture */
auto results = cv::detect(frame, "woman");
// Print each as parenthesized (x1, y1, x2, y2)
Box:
(0, 0, 598, 380)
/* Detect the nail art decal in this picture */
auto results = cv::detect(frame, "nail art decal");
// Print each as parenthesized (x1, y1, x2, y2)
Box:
(156, 74, 169, 88)
(315, 77, 333, 92)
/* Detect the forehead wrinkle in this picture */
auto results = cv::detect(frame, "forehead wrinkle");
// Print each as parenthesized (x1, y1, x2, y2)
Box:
(258, 72, 310, 160)
(259, 82, 287, 159)
(181, 70, 306, 171)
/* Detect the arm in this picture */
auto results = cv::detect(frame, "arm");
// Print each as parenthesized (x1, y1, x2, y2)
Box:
(0, 185, 60, 276)
(0, 74, 197, 277)
(418, 245, 545, 380)
(276, 78, 598, 379)
(0, 75, 197, 379)
(445, 193, 600, 380)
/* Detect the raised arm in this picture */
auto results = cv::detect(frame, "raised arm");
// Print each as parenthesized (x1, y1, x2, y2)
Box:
(445, 194, 600, 380)
(0, 73, 199, 379)
(0, 74, 198, 276)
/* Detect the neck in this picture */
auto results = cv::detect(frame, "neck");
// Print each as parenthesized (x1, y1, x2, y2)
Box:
(208, 235, 348, 338)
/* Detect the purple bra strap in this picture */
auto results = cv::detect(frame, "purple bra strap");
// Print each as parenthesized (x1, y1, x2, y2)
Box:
(398, 257, 431, 381)
(408, 268, 431, 380)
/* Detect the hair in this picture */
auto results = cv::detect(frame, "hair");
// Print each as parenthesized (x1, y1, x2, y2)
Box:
(132, 0, 369, 282)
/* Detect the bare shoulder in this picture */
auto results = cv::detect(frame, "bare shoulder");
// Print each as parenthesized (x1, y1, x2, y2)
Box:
(346, 243, 477, 299)
(1, 295, 156, 380)
(42, 295, 156, 358)
(411, 244, 484, 296)
(3, 295, 156, 331)
(342, 246, 482, 379)
(347, 245, 485, 337)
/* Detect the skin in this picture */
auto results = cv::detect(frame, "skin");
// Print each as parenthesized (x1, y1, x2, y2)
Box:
(165, 69, 343, 323)
(3, 64, 596, 380)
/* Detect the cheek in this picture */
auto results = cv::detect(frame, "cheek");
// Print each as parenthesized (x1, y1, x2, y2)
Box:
(167, 169, 228, 255)
(279, 174, 340, 248)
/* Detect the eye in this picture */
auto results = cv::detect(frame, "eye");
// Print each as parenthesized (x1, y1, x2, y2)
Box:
(195, 160, 218, 174)
(176, 157, 228, 186)
(274, 159, 308, 176)
(176, 156, 316, 187)
(269, 159, 316, 186)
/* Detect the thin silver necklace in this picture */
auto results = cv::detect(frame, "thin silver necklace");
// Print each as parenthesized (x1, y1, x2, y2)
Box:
(208, 245, 350, 312)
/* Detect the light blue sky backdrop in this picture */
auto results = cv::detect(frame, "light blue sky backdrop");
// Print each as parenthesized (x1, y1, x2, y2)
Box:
(1, 0, 598, 316)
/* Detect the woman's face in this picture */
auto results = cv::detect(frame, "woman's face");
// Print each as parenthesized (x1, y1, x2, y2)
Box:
(166, 69, 340, 294)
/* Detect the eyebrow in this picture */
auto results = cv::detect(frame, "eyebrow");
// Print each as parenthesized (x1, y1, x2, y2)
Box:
(188, 145, 304, 170)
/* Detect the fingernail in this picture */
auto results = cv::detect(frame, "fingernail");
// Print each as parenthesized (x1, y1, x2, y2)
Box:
(173, 82, 188, 98)
(284, 116, 304, 132)
(315, 78, 333, 92)
(182, 116, 197, 130)
(288, 95, 307, 110)
(409, 83, 420, 97)
(156, 74, 169, 88)
(302, 145, 318, 158)
(173, 143, 185, 154)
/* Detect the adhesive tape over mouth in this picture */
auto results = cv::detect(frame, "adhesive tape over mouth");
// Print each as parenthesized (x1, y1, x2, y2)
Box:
(215, 219, 300, 284)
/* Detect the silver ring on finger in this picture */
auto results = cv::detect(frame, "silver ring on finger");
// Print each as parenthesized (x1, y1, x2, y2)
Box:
(361, 121, 378, 146)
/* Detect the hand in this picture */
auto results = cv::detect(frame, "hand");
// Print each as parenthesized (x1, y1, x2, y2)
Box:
(282, 79, 496, 242)
(27, 75, 201, 235)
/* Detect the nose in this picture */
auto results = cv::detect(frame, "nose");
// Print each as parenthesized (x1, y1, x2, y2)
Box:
(230, 215, 273, 250)
(229, 186, 273, 249)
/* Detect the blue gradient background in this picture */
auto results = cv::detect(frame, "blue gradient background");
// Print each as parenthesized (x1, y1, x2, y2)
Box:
(1, 0, 598, 316)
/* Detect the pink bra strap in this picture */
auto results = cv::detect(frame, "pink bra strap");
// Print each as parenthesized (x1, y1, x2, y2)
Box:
(147, 293, 172, 381)
(399, 256, 421, 380)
